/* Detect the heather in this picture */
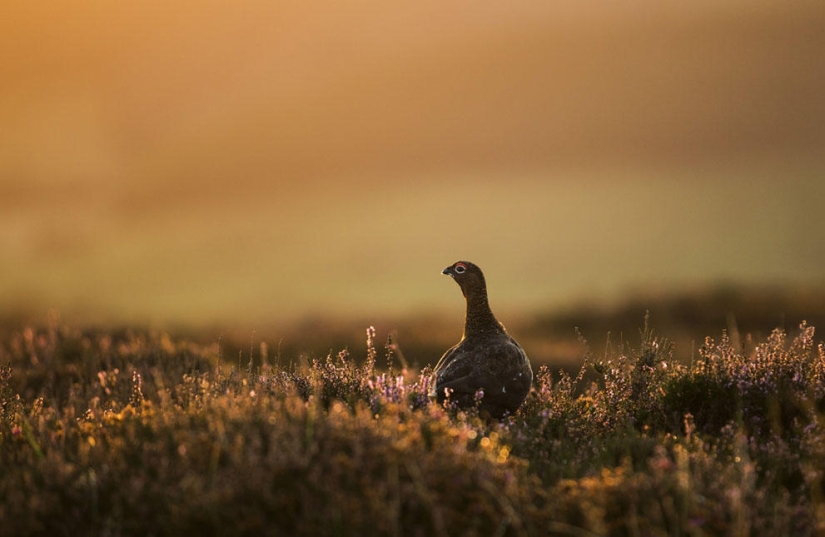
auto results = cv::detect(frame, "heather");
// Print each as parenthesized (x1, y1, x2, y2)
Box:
(2, 320, 824, 535)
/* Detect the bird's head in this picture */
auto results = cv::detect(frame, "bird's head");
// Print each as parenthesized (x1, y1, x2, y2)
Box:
(442, 261, 486, 298)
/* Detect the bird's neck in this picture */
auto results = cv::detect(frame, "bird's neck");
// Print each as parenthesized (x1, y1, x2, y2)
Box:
(463, 288, 502, 337)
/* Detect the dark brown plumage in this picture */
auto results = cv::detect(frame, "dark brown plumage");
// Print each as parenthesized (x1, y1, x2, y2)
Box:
(429, 261, 533, 418)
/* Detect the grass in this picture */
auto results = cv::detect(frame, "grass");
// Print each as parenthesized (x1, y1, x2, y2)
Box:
(1, 317, 824, 536)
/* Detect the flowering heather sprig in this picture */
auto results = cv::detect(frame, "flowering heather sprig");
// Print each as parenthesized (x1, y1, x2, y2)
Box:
(385, 333, 396, 377)
(367, 372, 408, 409)
(365, 325, 377, 375)
(1, 364, 23, 426)
(130, 370, 144, 413)
(337, 348, 349, 364)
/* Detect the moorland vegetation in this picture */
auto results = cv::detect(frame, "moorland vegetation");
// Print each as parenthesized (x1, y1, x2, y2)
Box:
(1, 317, 824, 535)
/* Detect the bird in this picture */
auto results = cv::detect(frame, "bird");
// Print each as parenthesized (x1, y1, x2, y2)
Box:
(429, 261, 533, 418)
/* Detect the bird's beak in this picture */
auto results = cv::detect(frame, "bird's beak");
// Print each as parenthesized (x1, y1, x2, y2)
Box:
(442, 266, 453, 277)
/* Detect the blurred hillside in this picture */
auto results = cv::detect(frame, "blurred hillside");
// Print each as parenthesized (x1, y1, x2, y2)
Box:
(247, 285, 825, 370)
(6, 285, 820, 374)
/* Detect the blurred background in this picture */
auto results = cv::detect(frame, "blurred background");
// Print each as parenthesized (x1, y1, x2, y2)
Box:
(2, 1, 824, 365)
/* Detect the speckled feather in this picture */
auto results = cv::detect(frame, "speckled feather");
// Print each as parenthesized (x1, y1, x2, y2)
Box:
(430, 261, 533, 418)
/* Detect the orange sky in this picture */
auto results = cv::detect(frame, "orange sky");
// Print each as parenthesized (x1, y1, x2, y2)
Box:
(2, 1, 824, 325)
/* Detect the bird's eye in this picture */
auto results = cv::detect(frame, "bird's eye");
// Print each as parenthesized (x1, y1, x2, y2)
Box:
(454, 263, 467, 274)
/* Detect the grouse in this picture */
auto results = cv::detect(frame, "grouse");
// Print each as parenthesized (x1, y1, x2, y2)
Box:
(429, 261, 533, 418)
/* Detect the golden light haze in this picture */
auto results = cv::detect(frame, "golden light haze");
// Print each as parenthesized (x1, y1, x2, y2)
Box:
(2, 1, 824, 326)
